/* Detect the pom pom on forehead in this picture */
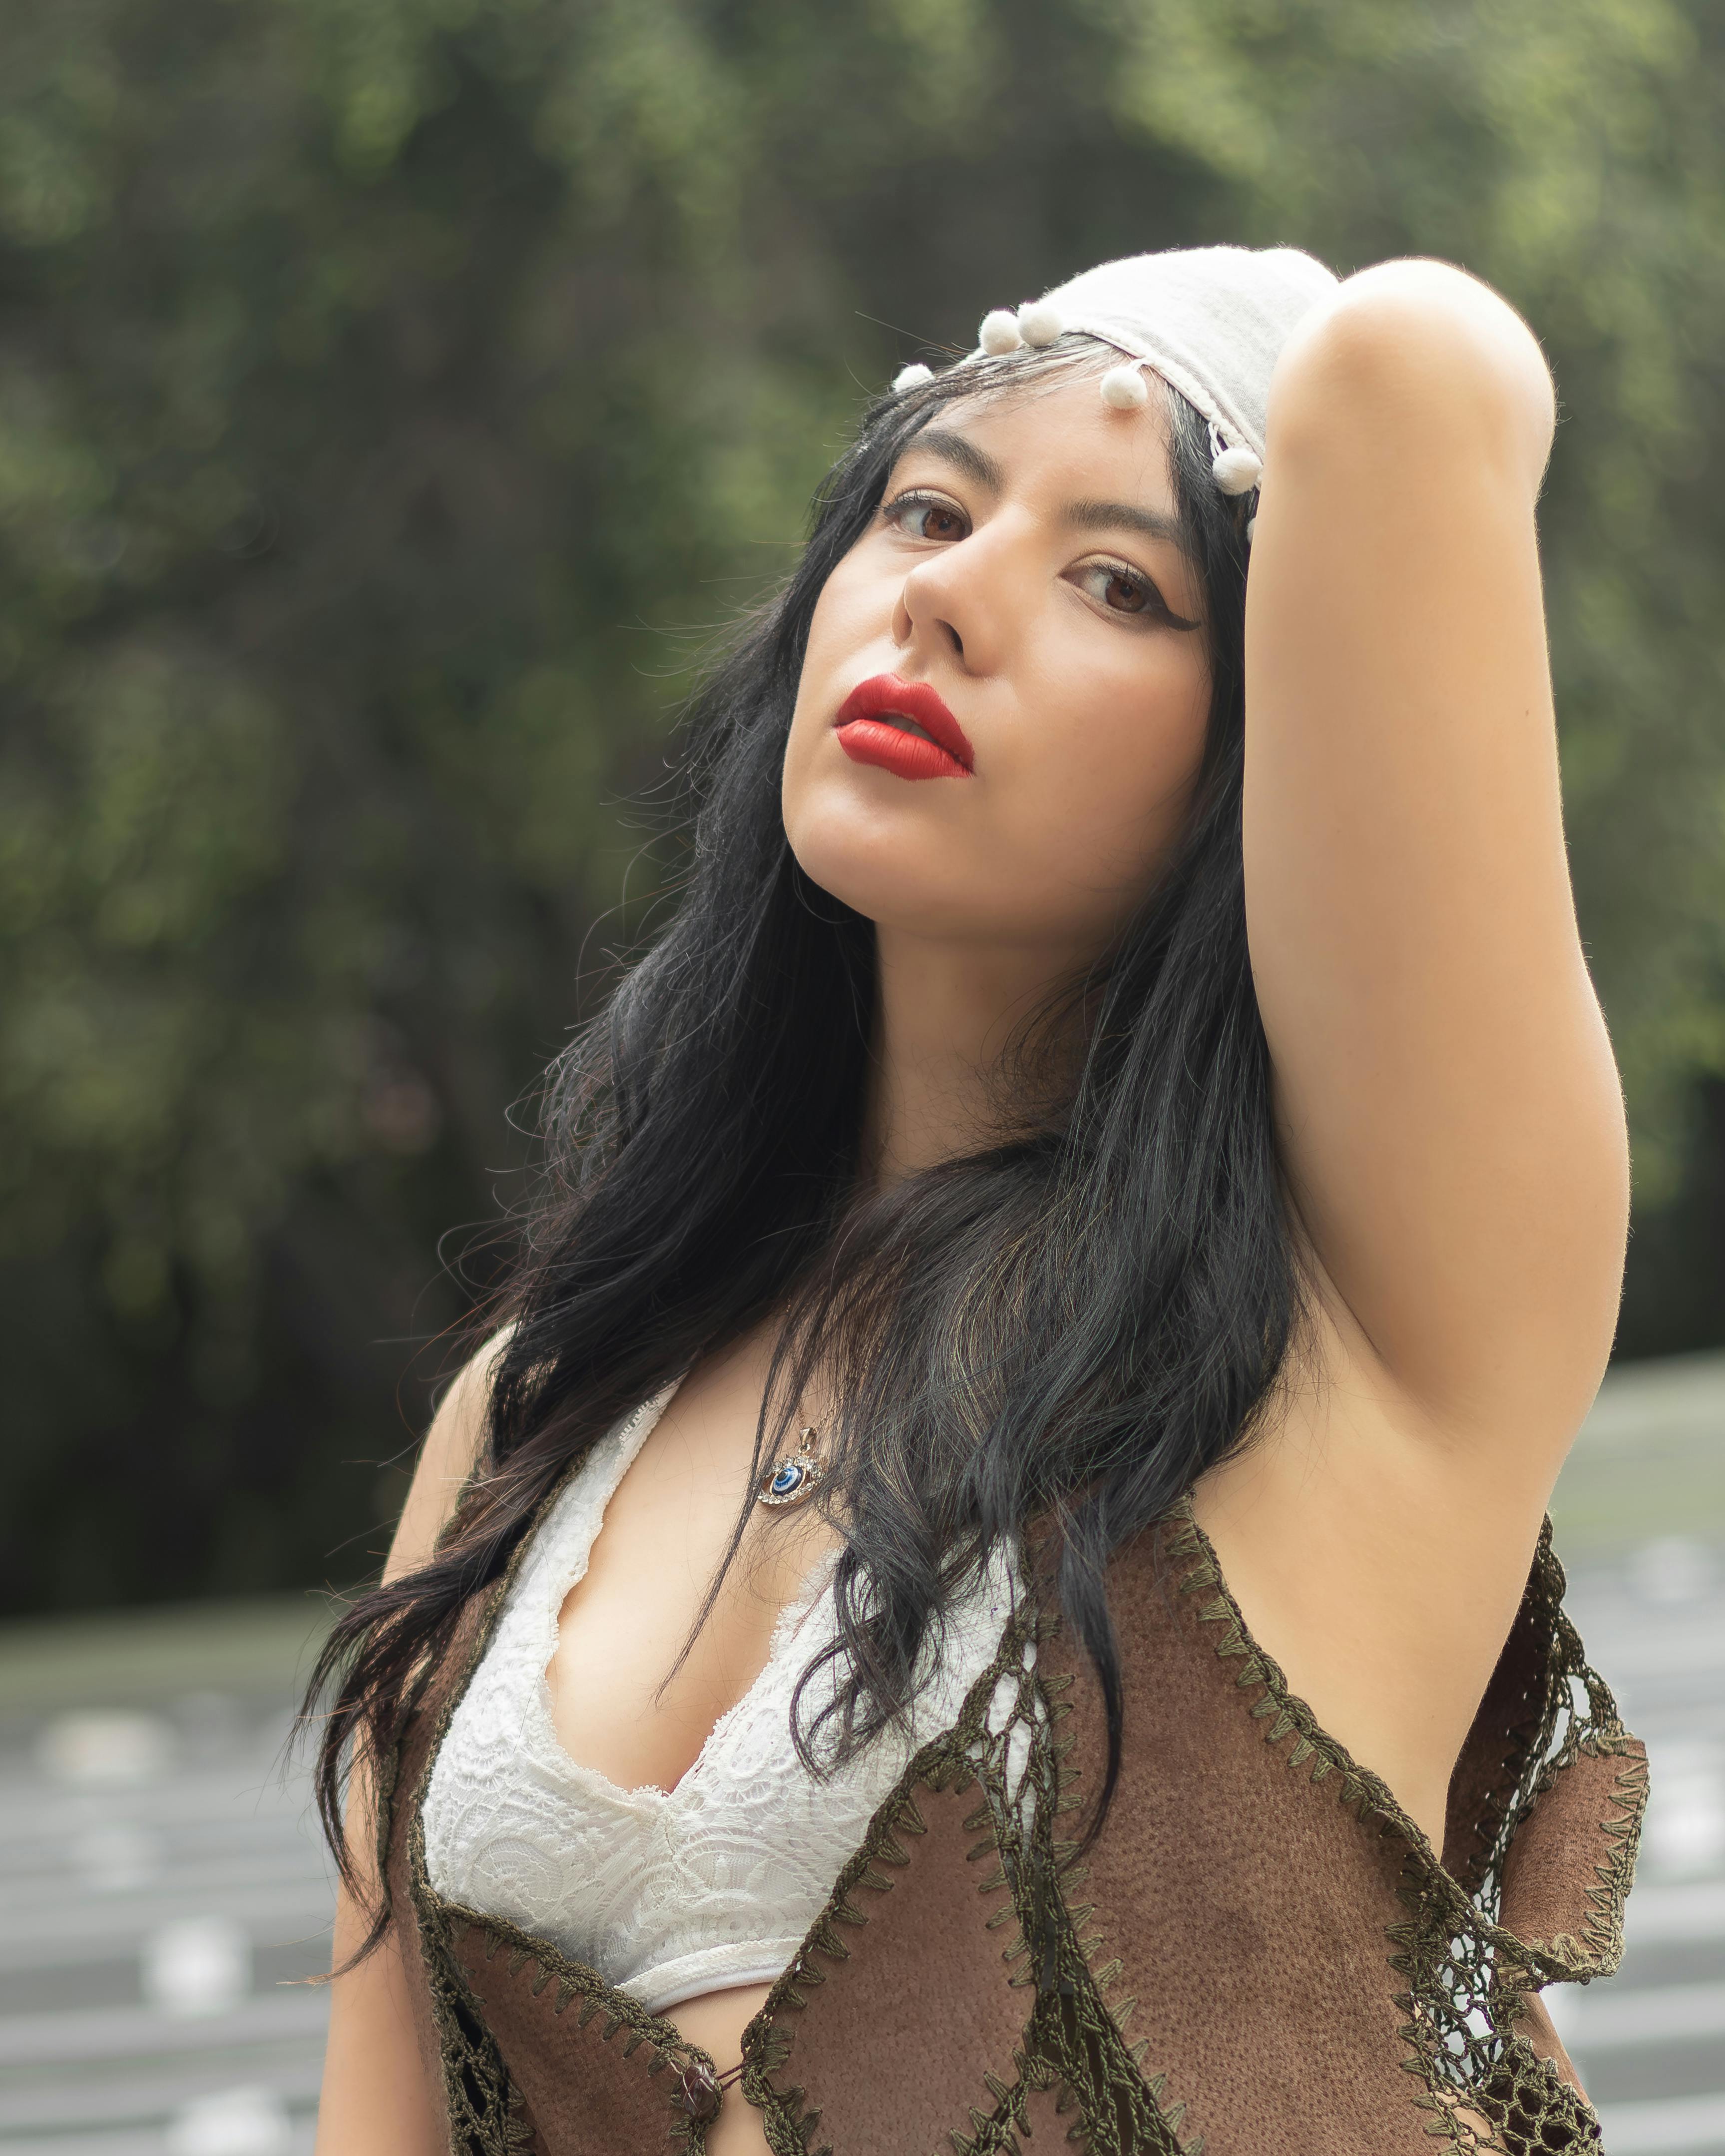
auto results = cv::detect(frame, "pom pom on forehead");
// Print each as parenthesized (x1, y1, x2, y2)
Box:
(971, 245, 1338, 465)
(1099, 363, 1152, 410)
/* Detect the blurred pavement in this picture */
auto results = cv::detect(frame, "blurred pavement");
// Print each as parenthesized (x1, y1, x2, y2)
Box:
(1546, 1353, 1725, 2151)
(0, 1350, 1721, 2153)
(0, 1601, 333, 2155)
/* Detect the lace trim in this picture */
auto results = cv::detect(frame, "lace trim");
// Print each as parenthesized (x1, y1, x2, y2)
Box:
(424, 1386, 1017, 2017)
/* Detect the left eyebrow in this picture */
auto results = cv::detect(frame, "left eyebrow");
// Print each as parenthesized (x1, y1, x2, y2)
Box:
(1060, 498, 1188, 550)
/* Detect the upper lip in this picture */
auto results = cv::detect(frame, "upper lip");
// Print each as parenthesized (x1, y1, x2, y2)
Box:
(833, 675, 974, 772)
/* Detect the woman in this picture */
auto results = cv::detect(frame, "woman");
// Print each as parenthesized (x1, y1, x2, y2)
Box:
(311, 246, 1642, 2155)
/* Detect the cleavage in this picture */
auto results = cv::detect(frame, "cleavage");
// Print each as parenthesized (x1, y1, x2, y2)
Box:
(544, 1367, 842, 1797)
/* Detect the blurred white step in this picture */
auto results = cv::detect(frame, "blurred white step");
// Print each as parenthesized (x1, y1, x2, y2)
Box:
(1627, 1880, 1725, 1945)
(1562, 1977, 1725, 2050)
(0, 1887, 334, 1976)
(1595, 2091, 1725, 2154)
(0, 1989, 327, 2070)
(0, 2056, 325, 2136)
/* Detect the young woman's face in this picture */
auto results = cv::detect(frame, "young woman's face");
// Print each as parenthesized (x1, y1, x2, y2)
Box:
(782, 370, 1213, 966)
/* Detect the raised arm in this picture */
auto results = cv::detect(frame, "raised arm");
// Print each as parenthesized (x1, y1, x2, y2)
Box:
(1244, 260, 1628, 1469)
(313, 1341, 499, 2156)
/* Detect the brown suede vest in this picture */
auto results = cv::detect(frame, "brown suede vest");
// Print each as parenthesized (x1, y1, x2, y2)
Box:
(381, 1500, 1645, 2156)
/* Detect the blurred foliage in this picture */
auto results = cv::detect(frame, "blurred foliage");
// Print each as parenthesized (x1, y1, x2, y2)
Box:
(1, 0, 1722, 1611)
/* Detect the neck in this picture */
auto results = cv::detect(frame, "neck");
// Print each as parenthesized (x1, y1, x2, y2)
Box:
(858, 924, 1096, 1189)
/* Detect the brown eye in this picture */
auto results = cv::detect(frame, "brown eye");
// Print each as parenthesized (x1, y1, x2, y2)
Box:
(1102, 570, 1147, 613)
(1069, 558, 1201, 632)
(1070, 558, 1178, 625)
(885, 491, 971, 543)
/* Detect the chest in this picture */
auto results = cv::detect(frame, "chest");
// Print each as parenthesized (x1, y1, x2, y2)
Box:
(419, 1407, 1024, 2034)
(543, 1356, 842, 1795)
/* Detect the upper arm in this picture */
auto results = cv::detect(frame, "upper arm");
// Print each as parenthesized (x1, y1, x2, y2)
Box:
(1244, 260, 1628, 1459)
(315, 1811, 445, 2156)
(316, 1339, 504, 2153)
(383, 1330, 508, 1583)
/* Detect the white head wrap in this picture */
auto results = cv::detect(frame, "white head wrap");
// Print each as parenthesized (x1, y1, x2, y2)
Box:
(897, 245, 1340, 515)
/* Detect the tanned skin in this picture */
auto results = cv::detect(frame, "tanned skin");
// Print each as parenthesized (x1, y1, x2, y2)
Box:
(316, 262, 1627, 2156)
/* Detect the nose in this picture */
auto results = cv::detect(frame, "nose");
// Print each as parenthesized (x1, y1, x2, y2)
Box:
(891, 524, 1015, 677)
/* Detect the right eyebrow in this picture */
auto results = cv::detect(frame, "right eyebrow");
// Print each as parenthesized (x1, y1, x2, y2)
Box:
(895, 428, 1005, 494)
(1061, 498, 1189, 550)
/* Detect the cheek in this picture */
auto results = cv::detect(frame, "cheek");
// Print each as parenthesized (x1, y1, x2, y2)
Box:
(779, 552, 1214, 951)
(800, 552, 885, 699)
(1001, 638, 1212, 884)
(782, 561, 885, 825)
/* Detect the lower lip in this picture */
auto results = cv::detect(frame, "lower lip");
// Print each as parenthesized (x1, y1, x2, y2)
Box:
(835, 720, 971, 782)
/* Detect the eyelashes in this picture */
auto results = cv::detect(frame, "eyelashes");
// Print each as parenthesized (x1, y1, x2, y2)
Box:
(1070, 558, 1158, 619)
(1069, 559, 1200, 633)
(879, 488, 1198, 632)
(882, 488, 970, 544)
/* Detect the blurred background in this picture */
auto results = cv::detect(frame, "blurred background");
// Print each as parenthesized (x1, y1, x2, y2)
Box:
(1, 0, 1724, 2149)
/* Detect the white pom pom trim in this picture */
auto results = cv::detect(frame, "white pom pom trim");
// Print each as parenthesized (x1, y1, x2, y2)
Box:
(892, 363, 934, 393)
(1100, 363, 1151, 411)
(1016, 300, 1064, 348)
(1212, 444, 1264, 495)
(978, 309, 1023, 355)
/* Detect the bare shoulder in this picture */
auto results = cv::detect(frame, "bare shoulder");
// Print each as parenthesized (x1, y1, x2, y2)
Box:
(383, 1329, 511, 1584)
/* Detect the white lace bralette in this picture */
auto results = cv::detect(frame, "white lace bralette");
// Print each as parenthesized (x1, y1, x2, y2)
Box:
(423, 1389, 1024, 2017)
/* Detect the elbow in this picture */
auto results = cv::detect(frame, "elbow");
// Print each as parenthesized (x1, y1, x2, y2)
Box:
(1268, 258, 1556, 490)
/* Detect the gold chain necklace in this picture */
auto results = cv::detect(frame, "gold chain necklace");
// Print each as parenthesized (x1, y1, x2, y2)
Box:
(754, 1424, 823, 1510)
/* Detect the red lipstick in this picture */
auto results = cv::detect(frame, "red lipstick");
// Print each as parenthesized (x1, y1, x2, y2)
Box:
(833, 674, 974, 781)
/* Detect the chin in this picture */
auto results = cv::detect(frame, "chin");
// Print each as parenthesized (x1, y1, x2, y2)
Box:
(785, 798, 986, 938)
(789, 839, 938, 933)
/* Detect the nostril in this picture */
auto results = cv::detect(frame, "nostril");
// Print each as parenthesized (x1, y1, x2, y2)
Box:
(943, 621, 964, 660)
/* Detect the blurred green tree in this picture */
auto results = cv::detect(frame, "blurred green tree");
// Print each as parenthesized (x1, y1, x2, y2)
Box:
(0, 0, 1720, 1610)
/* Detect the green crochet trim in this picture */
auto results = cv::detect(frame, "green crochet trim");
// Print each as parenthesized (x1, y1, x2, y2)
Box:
(396, 1445, 727, 2154)
(394, 1485, 1641, 2156)
(439, 1900, 721, 2152)
(402, 1577, 534, 2153)
(739, 1591, 1204, 2156)
(1162, 1502, 1643, 2156)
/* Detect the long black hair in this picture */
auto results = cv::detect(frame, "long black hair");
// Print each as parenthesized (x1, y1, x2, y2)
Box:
(307, 340, 1300, 1931)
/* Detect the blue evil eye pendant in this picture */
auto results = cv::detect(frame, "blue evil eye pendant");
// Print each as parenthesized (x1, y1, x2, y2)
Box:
(756, 1425, 824, 1511)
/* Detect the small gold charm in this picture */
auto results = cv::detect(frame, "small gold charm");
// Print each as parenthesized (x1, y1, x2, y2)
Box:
(757, 1425, 823, 1510)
